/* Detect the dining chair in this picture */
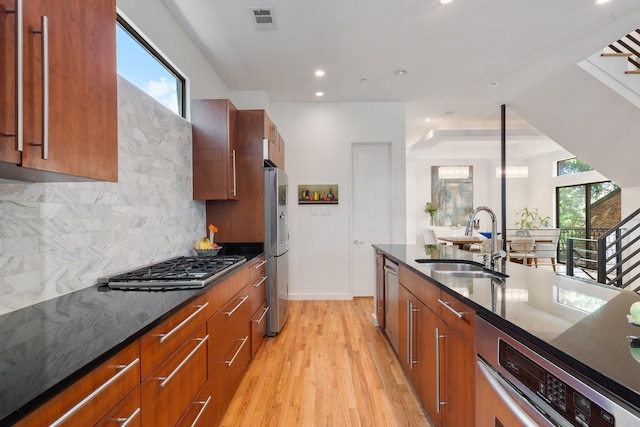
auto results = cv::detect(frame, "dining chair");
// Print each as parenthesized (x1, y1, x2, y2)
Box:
(508, 238, 536, 266)
(532, 228, 561, 271)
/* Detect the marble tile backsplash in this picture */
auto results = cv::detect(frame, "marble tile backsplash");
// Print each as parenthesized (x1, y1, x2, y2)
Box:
(0, 77, 205, 315)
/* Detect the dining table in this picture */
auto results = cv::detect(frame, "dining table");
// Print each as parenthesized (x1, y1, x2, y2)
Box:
(437, 236, 484, 250)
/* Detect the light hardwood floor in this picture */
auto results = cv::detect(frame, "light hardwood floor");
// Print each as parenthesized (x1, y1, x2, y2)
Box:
(220, 299, 432, 426)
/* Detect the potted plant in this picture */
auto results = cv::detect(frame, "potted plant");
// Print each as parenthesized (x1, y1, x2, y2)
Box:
(514, 207, 550, 236)
(425, 202, 438, 226)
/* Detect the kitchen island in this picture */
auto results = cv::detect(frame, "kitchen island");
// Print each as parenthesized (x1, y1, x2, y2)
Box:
(375, 243, 640, 425)
(0, 250, 265, 426)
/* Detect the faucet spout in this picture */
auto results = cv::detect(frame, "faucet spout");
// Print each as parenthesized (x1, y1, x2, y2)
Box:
(464, 206, 503, 269)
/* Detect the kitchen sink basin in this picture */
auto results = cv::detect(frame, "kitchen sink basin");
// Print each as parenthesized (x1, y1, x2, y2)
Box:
(415, 259, 508, 280)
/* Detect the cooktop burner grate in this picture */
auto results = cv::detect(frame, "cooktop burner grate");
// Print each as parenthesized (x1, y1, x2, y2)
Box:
(101, 255, 247, 290)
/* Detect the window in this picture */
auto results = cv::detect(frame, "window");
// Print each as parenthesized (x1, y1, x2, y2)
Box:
(116, 16, 186, 117)
(557, 157, 593, 176)
(556, 181, 620, 263)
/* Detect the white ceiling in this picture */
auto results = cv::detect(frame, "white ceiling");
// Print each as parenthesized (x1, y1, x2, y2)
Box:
(162, 0, 640, 150)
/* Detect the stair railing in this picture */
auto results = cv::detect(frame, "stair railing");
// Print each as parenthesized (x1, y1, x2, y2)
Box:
(597, 207, 640, 292)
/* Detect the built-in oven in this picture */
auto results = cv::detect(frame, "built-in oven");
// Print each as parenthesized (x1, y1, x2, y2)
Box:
(476, 316, 639, 427)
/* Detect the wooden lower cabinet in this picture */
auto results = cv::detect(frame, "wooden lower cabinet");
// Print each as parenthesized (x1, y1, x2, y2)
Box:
(175, 382, 214, 427)
(398, 265, 476, 427)
(95, 387, 141, 427)
(141, 323, 209, 427)
(14, 341, 140, 427)
(208, 284, 253, 425)
(13, 260, 267, 427)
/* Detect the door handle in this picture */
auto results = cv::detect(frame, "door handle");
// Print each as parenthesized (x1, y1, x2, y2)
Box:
(354, 240, 364, 245)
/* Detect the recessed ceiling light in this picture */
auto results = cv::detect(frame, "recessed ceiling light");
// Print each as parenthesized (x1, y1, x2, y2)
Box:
(438, 0, 454, 5)
(315, 70, 325, 77)
(395, 69, 408, 76)
(315, 91, 324, 97)
(425, 118, 432, 122)
(594, 0, 611, 4)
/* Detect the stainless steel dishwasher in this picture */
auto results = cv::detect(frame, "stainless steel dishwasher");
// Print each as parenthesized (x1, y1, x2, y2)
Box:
(384, 258, 400, 353)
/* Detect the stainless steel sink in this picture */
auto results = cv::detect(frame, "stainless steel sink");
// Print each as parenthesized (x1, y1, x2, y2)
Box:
(434, 270, 507, 280)
(415, 259, 508, 280)
(416, 261, 484, 272)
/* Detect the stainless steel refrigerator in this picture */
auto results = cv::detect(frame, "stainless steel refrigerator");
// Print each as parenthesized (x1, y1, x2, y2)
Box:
(264, 166, 289, 335)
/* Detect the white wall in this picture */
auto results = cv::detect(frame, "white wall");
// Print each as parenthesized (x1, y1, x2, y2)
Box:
(269, 103, 406, 299)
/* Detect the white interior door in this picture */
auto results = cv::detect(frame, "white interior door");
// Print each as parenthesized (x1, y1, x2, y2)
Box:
(350, 143, 392, 297)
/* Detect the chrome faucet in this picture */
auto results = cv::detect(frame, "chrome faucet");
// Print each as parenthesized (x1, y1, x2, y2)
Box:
(465, 206, 505, 269)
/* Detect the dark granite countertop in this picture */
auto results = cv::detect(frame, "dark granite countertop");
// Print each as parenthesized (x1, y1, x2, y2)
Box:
(0, 248, 263, 425)
(374, 244, 640, 412)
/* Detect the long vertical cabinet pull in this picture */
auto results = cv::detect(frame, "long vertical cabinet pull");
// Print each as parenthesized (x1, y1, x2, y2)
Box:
(30, 15, 49, 159)
(230, 149, 237, 196)
(435, 327, 446, 413)
(406, 300, 412, 369)
(3, 0, 23, 151)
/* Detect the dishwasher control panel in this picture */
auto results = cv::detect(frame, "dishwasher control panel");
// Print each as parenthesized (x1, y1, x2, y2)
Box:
(499, 340, 615, 427)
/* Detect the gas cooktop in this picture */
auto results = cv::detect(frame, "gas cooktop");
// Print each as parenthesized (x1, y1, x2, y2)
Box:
(99, 255, 247, 291)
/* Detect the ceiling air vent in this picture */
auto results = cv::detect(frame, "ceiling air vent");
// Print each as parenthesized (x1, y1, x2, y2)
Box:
(251, 8, 276, 31)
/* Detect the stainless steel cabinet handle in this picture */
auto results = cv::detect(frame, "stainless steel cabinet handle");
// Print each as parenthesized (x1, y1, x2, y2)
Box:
(158, 335, 208, 388)
(30, 16, 49, 159)
(225, 336, 249, 367)
(406, 300, 411, 367)
(254, 260, 267, 269)
(48, 357, 140, 427)
(225, 295, 248, 317)
(230, 149, 237, 196)
(158, 302, 209, 343)
(254, 276, 267, 288)
(115, 407, 141, 427)
(477, 358, 541, 427)
(3, 0, 23, 151)
(255, 306, 269, 324)
(190, 396, 211, 427)
(435, 328, 444, 414)
(438, 298, 465, 319)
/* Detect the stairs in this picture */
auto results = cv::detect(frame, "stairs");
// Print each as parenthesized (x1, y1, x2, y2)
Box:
(601, 28, 640, 74)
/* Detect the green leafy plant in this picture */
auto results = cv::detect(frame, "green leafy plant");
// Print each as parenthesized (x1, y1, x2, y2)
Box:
(425, 202, 438, 226)
(515, 207, 550, 230)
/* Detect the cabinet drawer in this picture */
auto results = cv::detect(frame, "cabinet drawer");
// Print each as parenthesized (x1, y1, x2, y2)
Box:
(207, 292, 252, 424)
(248, 256, 267, 282)
(176, 382, 213, 427)
(141, 324, 209, 427)
(399, 265, 441, 314)
(206, 266, 249, 314)
(15, 341, 140, 427)
(251, 303, 269, 357)
(95, 386, 141, 427)
(437, 292, 475, 345)
(140, 294, 209, 378)
(249, 272, 268, 314)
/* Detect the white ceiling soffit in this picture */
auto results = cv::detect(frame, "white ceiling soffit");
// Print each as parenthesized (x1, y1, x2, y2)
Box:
(407, 129, 562, 160)
(251, 8, 276, 31)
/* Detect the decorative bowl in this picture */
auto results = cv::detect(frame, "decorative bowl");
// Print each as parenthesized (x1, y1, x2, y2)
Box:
(194, 247, 222, 256)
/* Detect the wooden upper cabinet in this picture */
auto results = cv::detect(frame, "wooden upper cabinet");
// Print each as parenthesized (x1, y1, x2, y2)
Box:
(0, 0, 118, 182)
(192, 99, 239, 200)
(263, 113, 285, 169)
